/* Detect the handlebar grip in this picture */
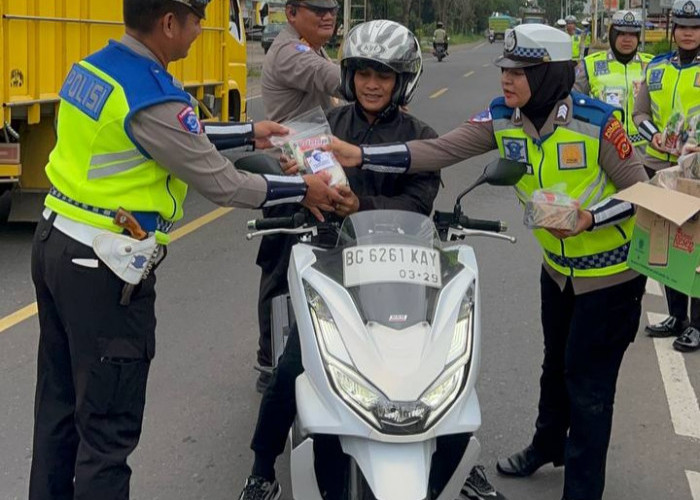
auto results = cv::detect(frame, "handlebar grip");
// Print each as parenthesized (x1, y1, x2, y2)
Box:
(247, 212, 306, 231)
(459, 216, 507, 233)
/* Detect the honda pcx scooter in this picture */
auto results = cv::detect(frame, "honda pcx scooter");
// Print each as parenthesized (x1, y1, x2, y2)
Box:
(242, 157, 526, 500)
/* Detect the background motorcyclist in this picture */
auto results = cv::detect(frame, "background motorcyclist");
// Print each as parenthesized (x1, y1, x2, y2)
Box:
(434, 21, 449, 55)
(238, 20, 443, 500)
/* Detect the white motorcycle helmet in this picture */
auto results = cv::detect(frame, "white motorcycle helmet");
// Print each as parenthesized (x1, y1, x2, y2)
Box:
(340, 20, 423, 106)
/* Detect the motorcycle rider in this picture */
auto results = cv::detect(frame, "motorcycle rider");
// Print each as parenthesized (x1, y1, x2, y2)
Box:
(238, 20, 504, 500)
(633, 0, 700, 351)
(434, 21, 449, 56)
(327, 24, 648, 500)
(574, 10, 653, 151)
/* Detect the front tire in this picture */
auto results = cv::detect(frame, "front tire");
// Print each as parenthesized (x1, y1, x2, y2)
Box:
(0, 189, 11, 225)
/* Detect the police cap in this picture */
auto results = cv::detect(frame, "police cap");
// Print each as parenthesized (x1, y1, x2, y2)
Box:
(611, 10, 642, 32)
(286, 0, 339, 8)
(496, 24, 572, 68)
(170, 0, 210, 19)
(565, 15, 577, 23)
(672, 0, 700, 26)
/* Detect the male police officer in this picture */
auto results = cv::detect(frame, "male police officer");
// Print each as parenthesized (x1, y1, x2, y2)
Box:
(633, 0, 700, 347)
(575, 10, 653, 150)
(28, 1, 341, 499)
(565, 15, 583, 60)
(255, 0, 342, 391)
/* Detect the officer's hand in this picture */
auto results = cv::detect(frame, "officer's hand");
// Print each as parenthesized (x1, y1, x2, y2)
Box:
(302, 171, 344, 221)
(253, 121, 289, 150)
(547, 210, 593, 240)
(334, 185, 360, 217)
(680, 143, 700, 156)
(651, 133, 665, 152)
(324, 137, 362, 167)
(280, 155, 300, 175)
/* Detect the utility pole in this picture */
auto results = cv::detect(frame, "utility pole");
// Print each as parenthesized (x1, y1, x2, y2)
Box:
(641, 0, 647, 51)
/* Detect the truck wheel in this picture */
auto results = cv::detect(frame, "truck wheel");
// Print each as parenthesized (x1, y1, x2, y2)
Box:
(0, 190, 11, 225)
(228, 90, 242, 122)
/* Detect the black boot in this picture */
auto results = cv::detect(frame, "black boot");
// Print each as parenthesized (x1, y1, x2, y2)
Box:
(496, 445, 564, 477)
(645, 316, 688, 338)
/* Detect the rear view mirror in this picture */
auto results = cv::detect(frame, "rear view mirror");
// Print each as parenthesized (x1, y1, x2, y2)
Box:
(483, 158, 527, 186)
(234, 154, 284, 176)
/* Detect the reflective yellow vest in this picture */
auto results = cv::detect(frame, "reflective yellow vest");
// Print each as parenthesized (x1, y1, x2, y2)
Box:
(644, 52, 700, 163)
(490, 94, 635, 278)
(583, 50, 653, 146)
(45, 41, 194, 244)
(571, 34, 582, 60)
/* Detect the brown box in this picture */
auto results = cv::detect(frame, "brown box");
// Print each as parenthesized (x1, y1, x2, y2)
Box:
(0, 143, 20, 164)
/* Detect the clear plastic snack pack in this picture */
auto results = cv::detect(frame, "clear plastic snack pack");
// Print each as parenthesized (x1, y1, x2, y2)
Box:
(661, 110, 685, 156)
(524, 185, 580, 231)
(270, 106, 348, 187)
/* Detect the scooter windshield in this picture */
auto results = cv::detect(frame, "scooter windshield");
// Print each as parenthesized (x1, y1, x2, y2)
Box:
(312, 210, 464, 329)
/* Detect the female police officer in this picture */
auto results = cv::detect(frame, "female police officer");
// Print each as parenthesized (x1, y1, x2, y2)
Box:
(633, 0, 700, 349)
(328, 24, 648, 500)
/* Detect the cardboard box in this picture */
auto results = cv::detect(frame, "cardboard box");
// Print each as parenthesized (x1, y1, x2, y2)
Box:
(677, 177, 700, 199)
(0, 143, 20, 164)
(614, 182, 700, 297)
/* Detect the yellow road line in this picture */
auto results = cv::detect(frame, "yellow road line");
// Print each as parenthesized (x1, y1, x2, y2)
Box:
(463, 71, 474, 78)
(0, 207, 235, 335)
(430, 88, 449, 99)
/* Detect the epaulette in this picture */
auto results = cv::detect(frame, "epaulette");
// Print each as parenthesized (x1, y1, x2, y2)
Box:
(489, 96, 514, 120)
(570, 91, 615, 126)
(649, 52, 673, 66)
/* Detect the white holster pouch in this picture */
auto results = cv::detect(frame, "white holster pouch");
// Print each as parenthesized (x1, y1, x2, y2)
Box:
(92, 233, 159, 285)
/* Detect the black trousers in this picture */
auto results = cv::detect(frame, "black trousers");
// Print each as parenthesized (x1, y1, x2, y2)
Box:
(665, 286, 700, 328)
(29, 216, 156, 500)
(531, 269, 646, 500)
(251, 324, 302, 459)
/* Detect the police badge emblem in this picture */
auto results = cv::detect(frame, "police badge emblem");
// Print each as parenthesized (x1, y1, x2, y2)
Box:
(648, 68, 664, 91)
(683, 0, 696, 14)
(504, 30, 516, 52)
(623, 11, 635, 22)
(503, 138, 528, 163)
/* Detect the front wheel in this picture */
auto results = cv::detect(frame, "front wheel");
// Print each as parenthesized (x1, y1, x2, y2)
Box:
(0, 189, 11, 225)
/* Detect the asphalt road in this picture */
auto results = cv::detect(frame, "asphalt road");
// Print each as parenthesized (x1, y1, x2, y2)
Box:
(1, 40, 699, 500)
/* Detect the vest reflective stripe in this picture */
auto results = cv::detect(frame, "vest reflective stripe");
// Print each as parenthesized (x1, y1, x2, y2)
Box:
(490, 99, 634, 278)
(45, 43, 192, 245)
(645, 54, 700, 163)
(584, 51, 653, 147)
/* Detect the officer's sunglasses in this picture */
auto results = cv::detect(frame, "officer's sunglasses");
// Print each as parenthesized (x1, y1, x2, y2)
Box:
(291, 2, 339, 17)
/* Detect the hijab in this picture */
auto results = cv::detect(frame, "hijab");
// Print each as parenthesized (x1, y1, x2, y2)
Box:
(521, 61, 577, 132)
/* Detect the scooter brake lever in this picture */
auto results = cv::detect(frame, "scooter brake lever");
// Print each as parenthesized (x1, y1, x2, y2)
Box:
(246, 226, 318, 240)
(448, 227, 517, 244)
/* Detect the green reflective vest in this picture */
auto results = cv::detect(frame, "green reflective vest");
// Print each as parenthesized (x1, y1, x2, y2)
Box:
(645, 52, 700, 163)
(490, 95, 635, 278)
(572, 34, 581, 60)
(45, 41, 193, 244)
(583, 50, 653, 146)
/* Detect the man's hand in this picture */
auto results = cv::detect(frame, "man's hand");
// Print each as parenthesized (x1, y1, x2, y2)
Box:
(302, 171, 343, 221)
(547, 209, 593, 240)
(651, 132, 666, 152)
(325, 137, 362, 167)
(334, 185, 360, 217)
(254, 121, 288, 150)
(280, 155, 300, 175)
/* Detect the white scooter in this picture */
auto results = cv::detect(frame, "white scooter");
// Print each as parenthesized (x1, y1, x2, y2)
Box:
(243, 157, 526, 500)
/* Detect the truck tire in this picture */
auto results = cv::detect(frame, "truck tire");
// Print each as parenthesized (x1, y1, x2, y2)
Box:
(228, 89, 242, 122)
(0, 189, 11, 225)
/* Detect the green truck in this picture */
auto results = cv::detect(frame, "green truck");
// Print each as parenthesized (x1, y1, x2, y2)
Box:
(488, 14, 518, 39)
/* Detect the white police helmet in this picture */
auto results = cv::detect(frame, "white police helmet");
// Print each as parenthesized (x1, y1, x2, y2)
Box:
(565, 15, 577, 24)
(340, 20, 423, 106)
(611, 10, 642, 32)
(672, 0, 700, 26)
(496, 24, 573, 68)
(556, 18, 567, 27)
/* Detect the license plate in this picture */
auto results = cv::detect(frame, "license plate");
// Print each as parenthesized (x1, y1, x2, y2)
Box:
(343, 244, 442, 289)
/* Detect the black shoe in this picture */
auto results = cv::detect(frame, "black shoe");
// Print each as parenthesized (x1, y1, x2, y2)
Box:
(238, 475, 281, 500)
(673, 326, 700, 352)
(645, 316, 688, 338)
(496, 445, 563, 477)
(255, 369, 272, 394)
(462, 465, 499, 498)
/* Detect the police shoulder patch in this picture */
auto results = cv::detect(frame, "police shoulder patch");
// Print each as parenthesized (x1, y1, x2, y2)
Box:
(469, 109, 492, 123)
(603, 118, 632, 159)
(177, 106, 202, 134)
(295, 43, 311, 53)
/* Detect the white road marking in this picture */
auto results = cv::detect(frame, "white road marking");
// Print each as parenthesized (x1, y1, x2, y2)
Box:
(430, 88, 449, 99)
(473, 42, 486, 50)
(686, 470, 700, 500)
(651, 312, 700, 441)
(646, 279, 664, 296)
(247, 94, 261, 101)
(482, 63, 491, 67)
(463, 71, 474, 78)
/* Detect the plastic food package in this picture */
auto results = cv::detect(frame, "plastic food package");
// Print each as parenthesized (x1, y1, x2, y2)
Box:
(679, 151, 700, 180)
(661, 111, 685, 156)
(270, 106, 348, 187)
(524, 187, 580, 231)
(649, 165, 682, 189)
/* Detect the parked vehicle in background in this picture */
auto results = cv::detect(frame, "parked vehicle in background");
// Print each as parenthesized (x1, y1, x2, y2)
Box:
(488, 13, 518, 40)
(261, 23, 285, 53)
(0, 0, 248, 223)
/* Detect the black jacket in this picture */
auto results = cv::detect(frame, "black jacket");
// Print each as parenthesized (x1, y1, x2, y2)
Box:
(327, 103, 441, 215)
